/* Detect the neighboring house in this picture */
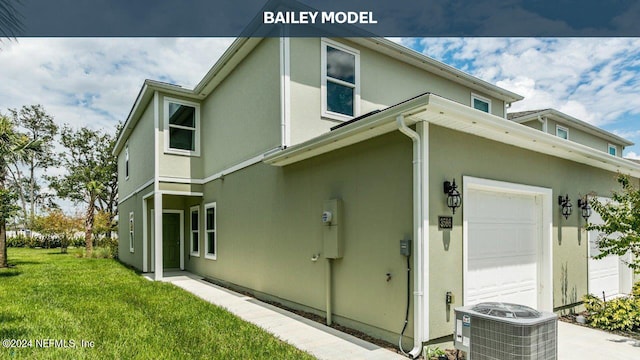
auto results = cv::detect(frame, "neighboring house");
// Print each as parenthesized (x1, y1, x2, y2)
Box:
(114, 37, 640, 353)
(508, 108, 633, 157)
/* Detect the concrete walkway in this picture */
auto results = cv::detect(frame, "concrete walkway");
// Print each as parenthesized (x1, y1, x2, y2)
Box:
(148, 271, 640, 360)
(558, 321, 640, 359)
(150, 271, 407, 360)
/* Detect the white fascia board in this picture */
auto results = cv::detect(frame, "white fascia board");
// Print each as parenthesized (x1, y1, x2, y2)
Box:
(265, 93, 640, 177)
(422, 95, 640, 177)
(114, 83, 150, 156)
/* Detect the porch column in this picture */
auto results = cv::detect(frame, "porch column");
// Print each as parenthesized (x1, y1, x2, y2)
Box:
(154, 192, 163, 280)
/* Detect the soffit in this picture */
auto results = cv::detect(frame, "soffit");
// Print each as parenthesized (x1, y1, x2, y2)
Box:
(265, 94, 640, 178)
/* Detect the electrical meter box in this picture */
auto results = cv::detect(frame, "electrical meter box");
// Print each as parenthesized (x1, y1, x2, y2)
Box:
(322, 199, 343, 259)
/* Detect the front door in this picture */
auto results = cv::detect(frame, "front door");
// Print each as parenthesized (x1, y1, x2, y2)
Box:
(163, 213, 181, 268)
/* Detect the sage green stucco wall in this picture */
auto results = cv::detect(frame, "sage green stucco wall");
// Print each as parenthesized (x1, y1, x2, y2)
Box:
(118, 101, 155, 198)
(289, 38, 505, 145)
(426, 124, 634, 340)
(184, 132, 415, 343)
(117, 183, 153, 269)
(157, 38, 281, 181)
(200, 38, 281, 175)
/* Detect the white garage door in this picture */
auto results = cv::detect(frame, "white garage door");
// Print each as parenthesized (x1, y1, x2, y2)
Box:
(588, 197, 631, 299)
(465, 189, 541, 309)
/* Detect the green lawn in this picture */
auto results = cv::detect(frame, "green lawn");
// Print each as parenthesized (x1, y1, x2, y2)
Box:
(0, 248, 316, 360)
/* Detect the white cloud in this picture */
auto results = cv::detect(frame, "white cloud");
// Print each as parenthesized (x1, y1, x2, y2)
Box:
(0, 38, 233, 131)
(624, 151, 640, 160)
(417, 38, 640, 129)
(0, 38, 233, 214)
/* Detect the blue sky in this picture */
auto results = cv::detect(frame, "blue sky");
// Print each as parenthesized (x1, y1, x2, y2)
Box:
(1, 37, 640, 211)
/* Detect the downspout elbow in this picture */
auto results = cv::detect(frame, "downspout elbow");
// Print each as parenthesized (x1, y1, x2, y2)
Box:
(538, 115, 548, 133)
(397, 115, 420, 144)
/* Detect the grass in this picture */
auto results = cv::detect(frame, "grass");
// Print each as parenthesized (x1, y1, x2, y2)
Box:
(0, 248, 316, 360)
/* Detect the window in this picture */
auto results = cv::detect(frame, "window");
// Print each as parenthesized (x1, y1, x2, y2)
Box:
(321, 39, 360, 120)
(125, 144, 130, 180)
(556, 125, 569, 140)
(608, 144, 617, 156)
(190, 206, 200, 257)
(164, 97, 200, 156)
(204, 202, 216, 260)
(129, 212, 134, 253)
(471, 94, 491, 113)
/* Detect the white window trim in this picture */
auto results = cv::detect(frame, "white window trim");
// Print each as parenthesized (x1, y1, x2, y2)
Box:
(321, 38, 360, 122)
(189, 205, 200, 257)
(204, 202, 217, 260)
(163, 96, 201, 157)
(608, 143, 617, 156)
(125, 143, 130, 180)
(556, 125, 569, 139)
(471, 93, 492, 113)
(129, 211, 135, 253)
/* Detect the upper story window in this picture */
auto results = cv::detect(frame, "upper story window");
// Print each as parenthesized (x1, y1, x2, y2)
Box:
(125, 144, 130, 180)
(556, 125, 569, 140)
(471, 93, 491, 113)
(164, 97, 200, 156)
(321, 39, 360, 121)
(608, 144, 617, 156)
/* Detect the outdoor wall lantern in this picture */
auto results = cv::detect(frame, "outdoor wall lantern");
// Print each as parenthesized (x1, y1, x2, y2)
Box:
(578, 196, 592, 222)
(558, 194, 572, 220)
(443, 179, 462, 214)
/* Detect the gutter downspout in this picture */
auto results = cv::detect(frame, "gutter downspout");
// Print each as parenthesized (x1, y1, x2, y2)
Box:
(326, 259, 332, 325)
(279, 36, 291, 149)
(396, 115, 424, 359)
(537, 115, 548, 133)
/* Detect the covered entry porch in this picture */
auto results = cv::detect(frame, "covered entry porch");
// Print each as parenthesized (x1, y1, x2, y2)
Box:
(142, 190, 203, 280)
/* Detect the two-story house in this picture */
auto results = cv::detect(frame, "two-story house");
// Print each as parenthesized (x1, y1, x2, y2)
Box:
(114, 37, 640, 354)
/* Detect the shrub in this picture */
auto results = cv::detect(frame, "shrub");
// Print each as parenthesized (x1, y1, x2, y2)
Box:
(6, 234, 85, 249)
(92, 236, 118, 259)
(7, 234, 26, 247)
(583, 286, 640, 332)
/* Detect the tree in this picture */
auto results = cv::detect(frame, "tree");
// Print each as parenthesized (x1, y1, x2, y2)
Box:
(49, 126, 116, 256)
(32, 210, 83, 253)
(587, 174, 640, 273)
(95, 123, 119, 239)
(0, 114, 40, 267)
(7, 105, 59, 229)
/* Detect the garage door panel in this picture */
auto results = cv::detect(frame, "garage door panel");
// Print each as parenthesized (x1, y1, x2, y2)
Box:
(466, 188, 540, 309)
(468, 225, 537, 262)
(588, 197, 625, 298)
